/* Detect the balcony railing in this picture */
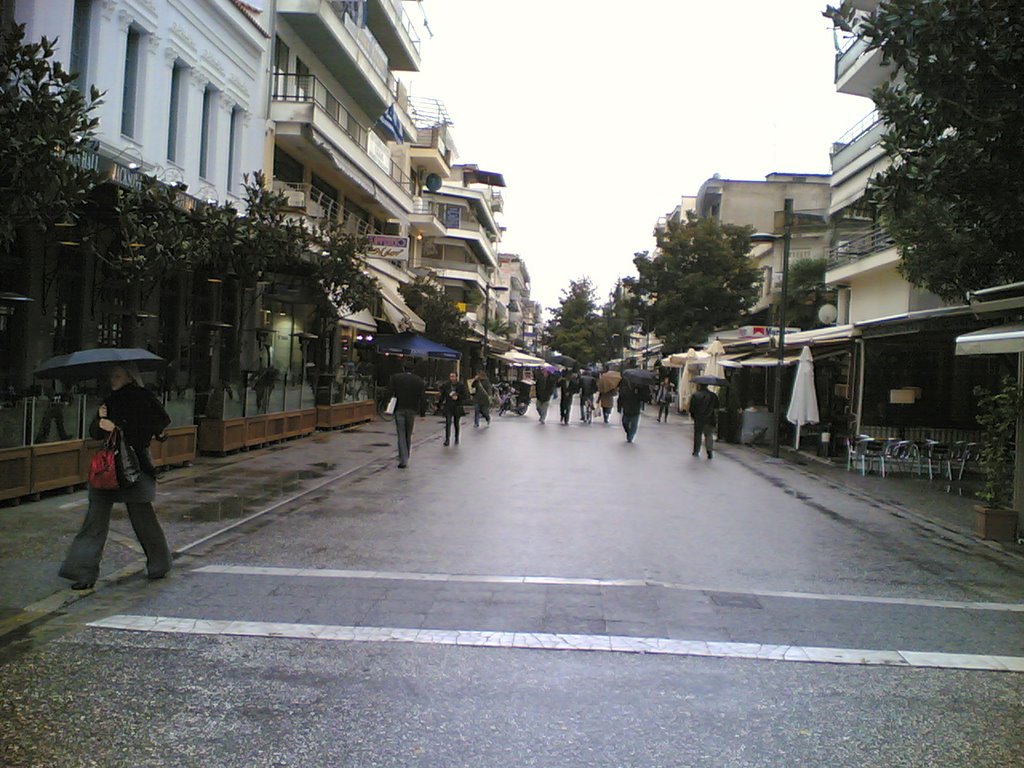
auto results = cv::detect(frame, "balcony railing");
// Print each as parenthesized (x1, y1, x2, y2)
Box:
(827, 226, 896, 268)
(831, 110, 884, 173)
(272, 73, 414, 197)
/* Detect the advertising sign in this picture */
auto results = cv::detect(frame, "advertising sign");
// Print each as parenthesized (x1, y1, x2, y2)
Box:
(366, 234, 409, 262)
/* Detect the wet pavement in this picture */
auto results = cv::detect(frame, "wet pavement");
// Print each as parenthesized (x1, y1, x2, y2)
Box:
(1, 406, 1023, 767)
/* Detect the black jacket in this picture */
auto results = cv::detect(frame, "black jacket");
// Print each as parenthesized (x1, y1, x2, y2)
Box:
(534, 374, 556, 402)
(439, 380, 469, 416)
(689, 388, 719, 423)
(389, 372, 427, 415)
(90, 384, 171, 476)
(616, 383, 643, 416)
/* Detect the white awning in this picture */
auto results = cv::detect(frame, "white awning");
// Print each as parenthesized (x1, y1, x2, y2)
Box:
(741, 354, 802, 367)
(337, 307, 377, 332)
(379, 282, 426, 333)
(955, 323, 1024, 356)
(494, 349, 546, 367)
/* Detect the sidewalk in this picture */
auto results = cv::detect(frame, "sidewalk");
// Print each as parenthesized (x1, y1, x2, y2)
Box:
(0, 416, 445, 637)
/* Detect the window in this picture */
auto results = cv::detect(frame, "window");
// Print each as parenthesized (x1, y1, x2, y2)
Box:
(295, 57, 310, 99)
(273, 36, 289, 96)
(226, 107, 242, 192)
(120, 27, 142, 137)
(69, 0, 92, 90)
(167, 63, 186, 162)
(273, 146, 304, 184)
(199, 86, 215, 179)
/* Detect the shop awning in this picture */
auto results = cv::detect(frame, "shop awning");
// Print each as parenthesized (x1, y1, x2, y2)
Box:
(373, 331, 460, 359)
(955, 323, 1024, 356)
(494, 349, 546, 367)
(741, 354, 802, 367)
(379, 283, 426, 333)
(337, 307, 377, 332)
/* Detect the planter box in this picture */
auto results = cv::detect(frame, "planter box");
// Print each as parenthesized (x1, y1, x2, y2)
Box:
(199, 417, 246, 454)
(30, 439, 89, 494)
(974, 505, 1019, 542)
(316, 400, 375, 429)
(245, 414, 270, 448)
(150, 426, 197, 467)
(0, 446, 32, 502)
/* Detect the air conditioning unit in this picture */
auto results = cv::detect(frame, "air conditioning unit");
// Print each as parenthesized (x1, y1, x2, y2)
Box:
(282, 189, 306, 208)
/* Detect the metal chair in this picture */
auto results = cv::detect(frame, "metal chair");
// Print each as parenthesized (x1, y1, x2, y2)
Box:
(858, 437, 888, 477)
(923, 440, 953, 481)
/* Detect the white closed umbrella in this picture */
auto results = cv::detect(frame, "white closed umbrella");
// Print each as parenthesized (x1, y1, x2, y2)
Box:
(676, 348, 699, 412)
(704, 339, 726, 394)
(786, 346, 819, 448)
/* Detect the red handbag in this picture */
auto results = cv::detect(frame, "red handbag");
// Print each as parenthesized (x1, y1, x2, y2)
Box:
(88, 431, 120, 490)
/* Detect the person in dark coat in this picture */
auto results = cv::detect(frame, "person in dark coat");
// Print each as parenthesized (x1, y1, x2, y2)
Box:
(689, 382, 720, 459)
(534, 369, 556, 424)
(557, 372, 578, 425)
(438, 371, 469, 446)
(389, 361, 427, 468)
(617, 379, 644, 443)
(471, 370, 492, 427)
(578, 373, 597, 420)
(59, 366, 172, 590)
(656, 377, 676, 423)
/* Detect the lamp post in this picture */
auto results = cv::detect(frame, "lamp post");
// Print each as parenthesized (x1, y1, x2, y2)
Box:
(771, 198, 794, 458)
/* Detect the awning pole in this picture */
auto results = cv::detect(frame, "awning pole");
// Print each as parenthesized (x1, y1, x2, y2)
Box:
(771, 198, 793, 458)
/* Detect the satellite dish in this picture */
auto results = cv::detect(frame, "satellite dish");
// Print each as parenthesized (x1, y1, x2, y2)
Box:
(818, 304, 838, 325)
(425, 173, 442, 192)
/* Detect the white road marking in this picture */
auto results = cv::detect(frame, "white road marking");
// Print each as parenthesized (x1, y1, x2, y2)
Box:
(192, 565, 1024, 613)
(87, 614, 1024, 673)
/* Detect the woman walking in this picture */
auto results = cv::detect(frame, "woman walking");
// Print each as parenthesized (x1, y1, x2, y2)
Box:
(656, 377, 675, 422)
(472, 370, 492, 427)
(439, 371, 469, 446)
(59, 366, 172, 590)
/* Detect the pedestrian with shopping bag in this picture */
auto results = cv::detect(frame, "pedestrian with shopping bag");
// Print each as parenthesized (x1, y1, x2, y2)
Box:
(389, 360, 427, 468)
(59, 365, 172, 590)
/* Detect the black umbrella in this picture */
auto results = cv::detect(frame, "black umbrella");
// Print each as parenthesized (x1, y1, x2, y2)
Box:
(693, 374, 729, 386)
(33, 348, 166, 381)
(621, 368, 658, 386)
(546, 353, 577, 367)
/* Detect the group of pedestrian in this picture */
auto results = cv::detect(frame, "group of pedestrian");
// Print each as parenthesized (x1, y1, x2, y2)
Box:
(386, 363, 720, 465)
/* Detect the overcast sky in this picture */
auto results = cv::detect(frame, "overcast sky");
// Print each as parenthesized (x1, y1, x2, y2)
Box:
(405, 0, 873, 316)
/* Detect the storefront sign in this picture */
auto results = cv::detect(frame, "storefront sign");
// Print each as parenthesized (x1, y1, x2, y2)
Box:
(366, 234, 409, 261)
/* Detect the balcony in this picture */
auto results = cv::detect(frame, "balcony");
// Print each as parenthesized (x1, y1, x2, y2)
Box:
(278, 0, 410, 120)
(831, 110, 885, 175)
(409, 125, 453, 177)
(827, 226, 896, 269)
(419, 257, 491, 290)
(272, 74, 415, 210)
(365, 0, 421, 72)
(835, 31, 887, 97)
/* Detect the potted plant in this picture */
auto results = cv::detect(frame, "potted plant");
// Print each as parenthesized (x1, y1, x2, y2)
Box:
(973, 376, 1023, 541)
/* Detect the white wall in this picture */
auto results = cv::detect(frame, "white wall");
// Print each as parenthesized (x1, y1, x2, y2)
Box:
(15, 0, 270, 206)
(847, 265, 911, 323)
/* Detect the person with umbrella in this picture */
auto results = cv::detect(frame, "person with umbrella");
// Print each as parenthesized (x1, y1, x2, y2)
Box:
(598, 369, 621, 424)
(689, 379, 721, 459)
(59, 365, 173, 590)
(578, 371, 598, 422)
(617, 378, 644, 443)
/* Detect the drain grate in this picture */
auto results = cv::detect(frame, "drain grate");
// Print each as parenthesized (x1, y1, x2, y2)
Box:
(707, 592, 763, 609)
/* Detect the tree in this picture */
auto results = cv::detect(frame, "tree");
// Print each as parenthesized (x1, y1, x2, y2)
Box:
(825, 1, 1024, 301)
(545, 278, 608, 365)
(0, 22, 101, 251)
(400, 277, 468, 351)
(784, 257, 834, 331)
(628, 214, 758, 350)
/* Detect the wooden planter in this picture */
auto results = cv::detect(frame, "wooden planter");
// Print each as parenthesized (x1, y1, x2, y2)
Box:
(198, 417, 246, 454)
(149, 426, 197, 468)
(974, 505, 1019, 542)
(199, 409, 318, 455)
(316, 400, 374, 430)
(0, 446, 32, 502)
(29, 439, 90, 494)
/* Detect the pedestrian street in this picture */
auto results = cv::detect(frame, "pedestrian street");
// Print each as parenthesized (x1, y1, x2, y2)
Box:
(2, 406, 1023, 767)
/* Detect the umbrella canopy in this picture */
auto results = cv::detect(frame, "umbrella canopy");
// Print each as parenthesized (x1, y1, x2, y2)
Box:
(373, 332, 460, 359)
(498, 349, 547, 367)
(546, 353, 577, 367)
(33, 348, 166, 381)
(693, 374, 728, 386)
(598, 370, 622, 393)
(786, 346, 819, 447)
(621, 368, 658, 386)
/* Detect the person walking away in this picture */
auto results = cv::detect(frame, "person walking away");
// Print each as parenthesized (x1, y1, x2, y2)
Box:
(578, 373, 597, 421)
(656, 377, 675, 423)
(689, 382, 720, 459)
(617, 379, 643, 443)
(59, 366, 172, 590)
(558, 372, 578, 424)
(439, 371, 469, 445)
(389, 361, 427, 468)
(598, 384, 617, 424)
(472, 370, 492, 427)
(534, 369, 556, 424)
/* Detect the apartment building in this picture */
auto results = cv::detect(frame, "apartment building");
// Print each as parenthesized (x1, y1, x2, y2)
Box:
(496, 254, 531, 347)
(826, 0, 947, 324)
(677, 173, 831, 323)
(409, 163, 506, 339)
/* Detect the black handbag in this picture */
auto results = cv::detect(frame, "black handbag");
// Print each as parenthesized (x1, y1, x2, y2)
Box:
(113, 428, 142, 487)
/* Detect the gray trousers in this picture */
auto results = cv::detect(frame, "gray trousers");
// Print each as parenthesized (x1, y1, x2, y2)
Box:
(537, 399, 550, 422)
(693, 420, 715, 456)
(60, 497, 171, 583)
(394, 409, 416, 465)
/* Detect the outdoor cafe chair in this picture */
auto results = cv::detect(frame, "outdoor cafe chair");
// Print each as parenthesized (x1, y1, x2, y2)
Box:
(851, 436, 888, 477)
(922, 440, 953, 481)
